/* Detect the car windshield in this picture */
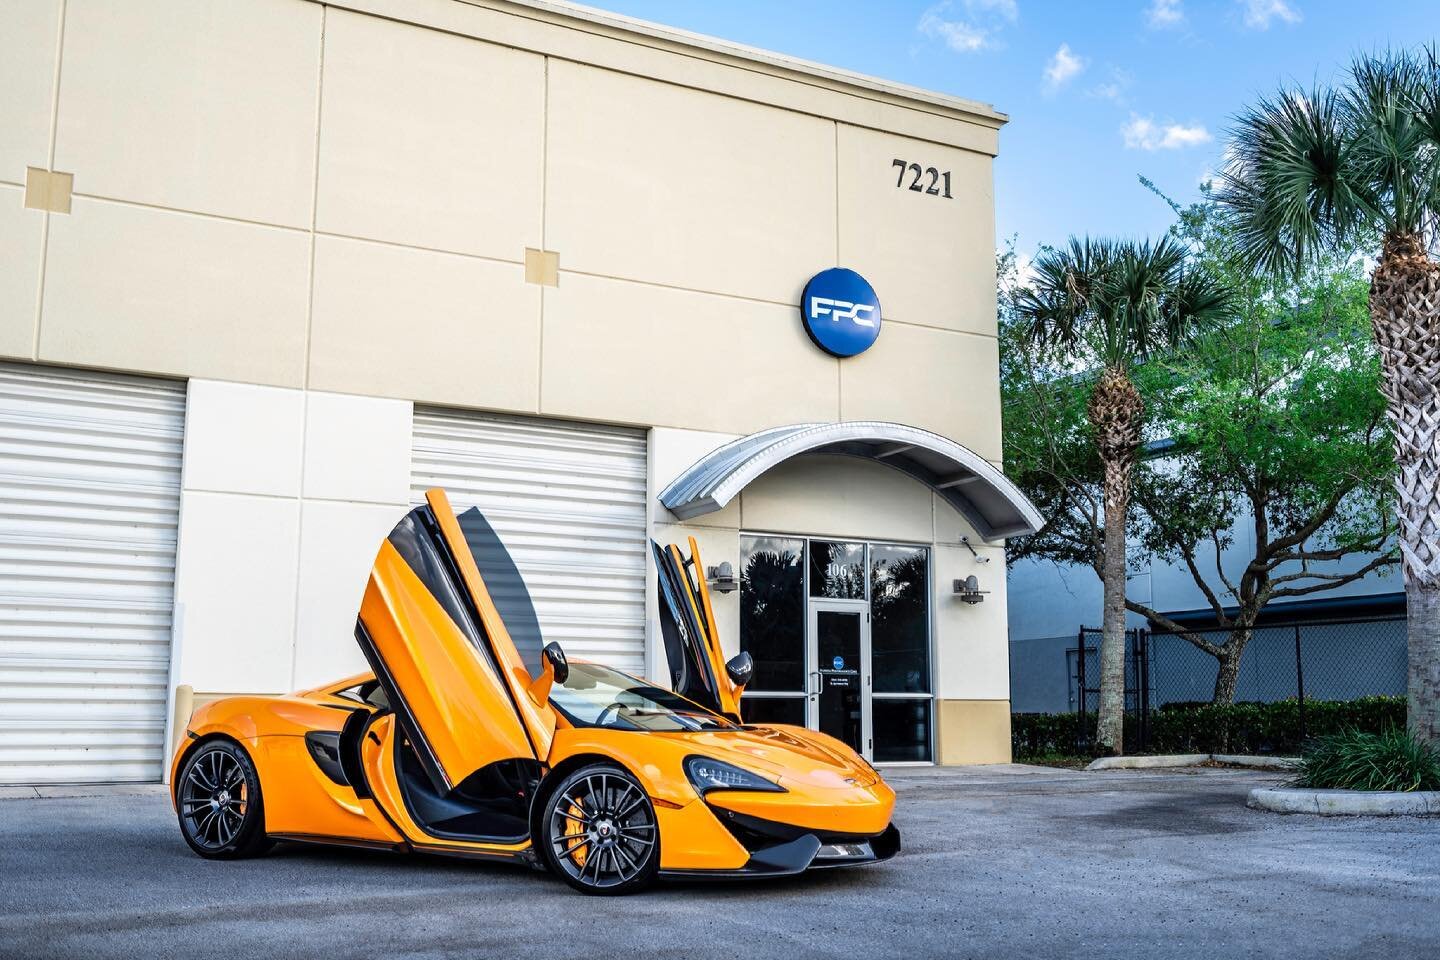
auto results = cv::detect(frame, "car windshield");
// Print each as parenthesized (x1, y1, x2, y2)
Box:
(550, 663, 737, 732)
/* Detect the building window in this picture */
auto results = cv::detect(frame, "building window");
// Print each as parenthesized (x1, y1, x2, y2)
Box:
(808, 540, 866, 599)
(738, 536, 807, 722)
(870, 544, 930, 694)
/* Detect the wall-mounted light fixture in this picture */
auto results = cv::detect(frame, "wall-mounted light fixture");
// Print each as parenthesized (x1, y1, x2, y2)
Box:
(707, 561, 738, 594)
(953, 574, 988, 605)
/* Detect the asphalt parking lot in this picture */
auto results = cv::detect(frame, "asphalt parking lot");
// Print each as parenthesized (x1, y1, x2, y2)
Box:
(2, 764, 1437, 960)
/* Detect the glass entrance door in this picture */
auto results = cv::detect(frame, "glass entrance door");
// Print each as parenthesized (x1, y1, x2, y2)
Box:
(808, 601, 870, 757)
(739, 535, 932, 763)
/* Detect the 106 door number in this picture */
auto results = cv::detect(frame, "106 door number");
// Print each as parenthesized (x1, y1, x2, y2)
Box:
(891, 159, 953, 199)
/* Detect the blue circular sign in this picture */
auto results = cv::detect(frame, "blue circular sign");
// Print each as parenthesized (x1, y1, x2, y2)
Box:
(801, 268, 882, 358)
(832, 655, 845, 670)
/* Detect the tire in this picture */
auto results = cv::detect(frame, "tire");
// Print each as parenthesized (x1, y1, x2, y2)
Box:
(176, 739, 273, 860)
(539, 763, 659, 895)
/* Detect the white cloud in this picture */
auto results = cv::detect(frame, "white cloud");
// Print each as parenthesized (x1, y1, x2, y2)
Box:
(1239, 0, 1301, 29)
(1146, 0, 1185, 29)
(1122, 113, 1213, 150)
(1043, 43, 1086, 92)
(1087, 66, 1133, 105)
(918, 0, 1019, 54)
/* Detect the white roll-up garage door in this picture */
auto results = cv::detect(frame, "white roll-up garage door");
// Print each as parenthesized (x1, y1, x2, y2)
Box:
(411, 409, 648, 675)
(0, 363, 185, 784)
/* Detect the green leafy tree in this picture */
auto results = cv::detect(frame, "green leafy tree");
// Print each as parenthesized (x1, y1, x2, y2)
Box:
(1011, 237, 1235, 753)
(1003, 193, 1397, 706)
(1217, 47, 1440, 741)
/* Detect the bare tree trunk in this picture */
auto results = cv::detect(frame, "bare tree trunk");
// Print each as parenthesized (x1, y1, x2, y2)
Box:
(1370, 234, 1440, 744)
(1089, 366, 1143, 755)
(1212, 644, 1243, 703)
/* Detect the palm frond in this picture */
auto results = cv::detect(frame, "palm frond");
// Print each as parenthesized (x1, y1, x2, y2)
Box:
(1217, 86, 1367, 275)
(1345, 47, 1437, 237)
(1220, 46, 1440, 269)
(1013, 236, 1236, 370)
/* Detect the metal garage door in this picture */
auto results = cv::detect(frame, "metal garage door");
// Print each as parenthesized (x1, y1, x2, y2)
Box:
(411, 409, 648, 675)
(0, 363, 185, 784)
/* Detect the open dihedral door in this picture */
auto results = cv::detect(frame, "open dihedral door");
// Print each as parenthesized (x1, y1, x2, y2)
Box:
(356, 490, 556, 797)
(652, 538, 745, 721)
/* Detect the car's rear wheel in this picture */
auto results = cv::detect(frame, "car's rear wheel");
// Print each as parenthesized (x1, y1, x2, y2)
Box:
(176, 739, 273, 859)
(540, 764, 659, 895)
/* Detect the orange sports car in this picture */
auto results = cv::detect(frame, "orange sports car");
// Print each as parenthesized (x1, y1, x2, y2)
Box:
(170, 489, 898, 894)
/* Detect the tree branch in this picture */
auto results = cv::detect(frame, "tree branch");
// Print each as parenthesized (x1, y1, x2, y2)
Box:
(1181, 547, 1229, 624)
(1124, 598, 1224, 656)
(1211, 529, 1239, 600)
(1264, 485, 1353, 556)
(1269, 554, 1398, 597)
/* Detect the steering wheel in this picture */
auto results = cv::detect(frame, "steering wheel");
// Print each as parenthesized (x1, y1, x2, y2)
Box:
(595, 701, 627, 727)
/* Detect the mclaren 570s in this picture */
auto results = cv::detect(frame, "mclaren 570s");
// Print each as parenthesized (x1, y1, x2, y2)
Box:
(171, 489, 898, 894)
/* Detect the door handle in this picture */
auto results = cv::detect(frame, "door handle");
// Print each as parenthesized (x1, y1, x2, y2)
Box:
(808, 670, 822, 697)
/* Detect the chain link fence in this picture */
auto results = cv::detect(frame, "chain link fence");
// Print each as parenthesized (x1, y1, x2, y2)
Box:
(1011, 615, 1406, 754)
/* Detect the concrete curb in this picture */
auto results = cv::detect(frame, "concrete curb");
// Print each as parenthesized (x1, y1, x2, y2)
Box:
(1248, 787, 1440, 816)
(0, 784, 168, 801)
(1086, 754, 1209, 770)
(1085, 753, 1300, 772)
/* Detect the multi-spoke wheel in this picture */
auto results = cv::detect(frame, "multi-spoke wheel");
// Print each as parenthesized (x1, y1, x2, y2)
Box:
(176, 740, 272, 860)
(540, 764, 659, 895)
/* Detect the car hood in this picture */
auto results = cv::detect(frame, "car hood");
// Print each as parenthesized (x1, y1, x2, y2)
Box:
(651, 723, 879, 789)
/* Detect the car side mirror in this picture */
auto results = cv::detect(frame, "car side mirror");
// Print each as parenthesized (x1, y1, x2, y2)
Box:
(542, 641, 569, 685)
(528, 642, 569, 707)
(725, 652, 753, 688)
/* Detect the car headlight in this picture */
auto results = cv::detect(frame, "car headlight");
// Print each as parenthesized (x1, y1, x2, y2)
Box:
(684, 755, 785, 795)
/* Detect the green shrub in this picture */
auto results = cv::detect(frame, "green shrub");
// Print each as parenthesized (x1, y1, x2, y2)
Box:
(1296, 727, 1440, 792)
(1011, 696, 1405, 759)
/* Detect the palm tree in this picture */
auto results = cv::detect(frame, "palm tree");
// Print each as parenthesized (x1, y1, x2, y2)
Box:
(1016, 237, 1234, 754)
(1218, 47, 1440, 743)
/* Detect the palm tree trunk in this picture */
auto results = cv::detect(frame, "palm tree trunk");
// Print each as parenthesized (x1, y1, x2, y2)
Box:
(1090, 366, 1143, 754)
(1370, 233, 1440, 744)
(1098, 466, 1130, 754)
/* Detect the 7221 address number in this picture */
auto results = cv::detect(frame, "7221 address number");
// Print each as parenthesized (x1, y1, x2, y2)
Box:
(891, 158, 953, 199)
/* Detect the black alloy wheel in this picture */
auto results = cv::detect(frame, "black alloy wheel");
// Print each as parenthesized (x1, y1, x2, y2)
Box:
(176, 740, 273, 859)
(540, 764, 659, 895)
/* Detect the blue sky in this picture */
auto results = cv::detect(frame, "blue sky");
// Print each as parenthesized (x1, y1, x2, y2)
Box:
(591, 0, 1437, 256)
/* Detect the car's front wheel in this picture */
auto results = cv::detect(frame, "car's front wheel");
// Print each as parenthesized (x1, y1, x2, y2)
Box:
(539, 763, 659, 895)
(176, 739, 273, 859)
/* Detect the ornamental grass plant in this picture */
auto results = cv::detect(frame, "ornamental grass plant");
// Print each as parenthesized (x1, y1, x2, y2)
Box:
(1295, 726, 1440, 793)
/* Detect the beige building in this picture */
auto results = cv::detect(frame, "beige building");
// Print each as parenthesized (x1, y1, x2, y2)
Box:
(0, 0, 1037, 785)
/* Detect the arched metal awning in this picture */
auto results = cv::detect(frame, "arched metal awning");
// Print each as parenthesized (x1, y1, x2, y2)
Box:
(658, 421, 1044, 541)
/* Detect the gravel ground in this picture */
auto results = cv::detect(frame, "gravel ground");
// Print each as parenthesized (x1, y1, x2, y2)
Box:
(2, 764, 1437, 959)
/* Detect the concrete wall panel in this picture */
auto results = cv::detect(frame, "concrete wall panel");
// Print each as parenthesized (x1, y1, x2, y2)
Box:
(840, 323, 1001, 459)
(545, 60, 836, 305)
(40, 199, 311, 386)
(55, 0, 322, 227)
(308, 235, 540, 408)
(291, 499, 404, 688)
(182, 381, 305, 498)
(301, 391, 413, 504)
(838, 124, 995, 336)
(541, 273, 837, 433)
(740, 455, 934, 544)
(0, 186, 43, 359)
(933, 543, 1009, 700)
(0, 0, 61, 183)
(173, 491, 300, 694)
(316, 9, 544, 259)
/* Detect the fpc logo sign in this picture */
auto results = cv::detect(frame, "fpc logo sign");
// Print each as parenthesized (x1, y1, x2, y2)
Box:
(801, 268, 882, 358)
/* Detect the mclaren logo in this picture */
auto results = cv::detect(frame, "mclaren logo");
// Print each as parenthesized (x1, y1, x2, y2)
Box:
(808, 296, 877, 328)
